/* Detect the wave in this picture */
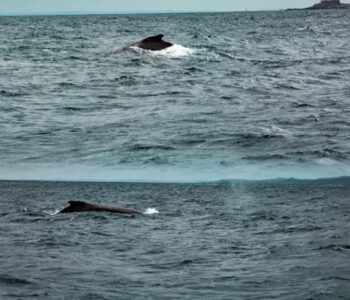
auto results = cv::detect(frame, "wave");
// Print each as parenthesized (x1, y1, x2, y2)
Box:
(0, 90, 28, 97)
(0, 274, 32, 285)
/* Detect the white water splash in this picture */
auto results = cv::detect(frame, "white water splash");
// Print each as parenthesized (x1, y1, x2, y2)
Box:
(143, 208, 159, 215)
(44, 209, 60, 216)
(152, 44, 195, 58)
(130, 44, 195, 58)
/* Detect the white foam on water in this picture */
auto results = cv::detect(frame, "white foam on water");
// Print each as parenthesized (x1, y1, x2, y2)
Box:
(151, 44, 196, 58)
(143, 208, 159, 215)
(130, 44, 195, 58)
(44, 209, 60, 216)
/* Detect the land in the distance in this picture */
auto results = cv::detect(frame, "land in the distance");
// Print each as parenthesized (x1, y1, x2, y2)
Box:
(299, 0, 350, 9)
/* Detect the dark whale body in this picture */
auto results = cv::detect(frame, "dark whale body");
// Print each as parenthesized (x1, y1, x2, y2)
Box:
(125, 34, 173, 51)
(59, 201, 142, 215)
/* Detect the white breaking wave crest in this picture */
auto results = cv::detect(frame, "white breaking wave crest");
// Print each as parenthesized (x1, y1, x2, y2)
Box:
(130, 44, 195, 58)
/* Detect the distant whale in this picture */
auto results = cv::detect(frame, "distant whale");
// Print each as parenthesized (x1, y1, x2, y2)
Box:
(123, 34, 173, 51)
(59, 201, 142, 215)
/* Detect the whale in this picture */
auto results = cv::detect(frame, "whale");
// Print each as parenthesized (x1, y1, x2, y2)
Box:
(59, 201, 142, 215)
(123, 34, 173, 51)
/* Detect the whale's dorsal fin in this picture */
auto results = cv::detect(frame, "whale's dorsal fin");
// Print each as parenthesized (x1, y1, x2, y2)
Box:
(58, 200, 89, 213)
(136, 34, 172, 51)
(144, 34, 164, 41)
(68, 200, 88, 206)
(121, 34, 173, 52)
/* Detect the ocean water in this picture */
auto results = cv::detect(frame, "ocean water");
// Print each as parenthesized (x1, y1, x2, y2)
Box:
(1, 10, 350, 182)
(1, 180, 350, 299)
(1, 10, 350, 300)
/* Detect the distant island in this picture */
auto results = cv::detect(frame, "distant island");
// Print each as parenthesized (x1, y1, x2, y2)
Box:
(305, 0, 350, 9)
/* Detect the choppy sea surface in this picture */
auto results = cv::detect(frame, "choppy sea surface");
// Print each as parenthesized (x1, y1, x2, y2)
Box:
(1, 10, 350, 182)
(1, 180, 350, 300)
(1, 10, 350, 300)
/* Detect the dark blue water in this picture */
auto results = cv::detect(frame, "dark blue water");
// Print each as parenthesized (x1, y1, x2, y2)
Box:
(1, 10, 350, 182)
(1, 10, 350, 299)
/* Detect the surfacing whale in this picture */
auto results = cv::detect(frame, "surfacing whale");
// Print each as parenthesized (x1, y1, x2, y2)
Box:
(124, 34, 173, 51)
(59, 201, 142, 215)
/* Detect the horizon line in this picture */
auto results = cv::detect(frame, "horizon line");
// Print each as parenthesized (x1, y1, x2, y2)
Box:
(0, 8, 298, 17)
(0, 175, 349, 185)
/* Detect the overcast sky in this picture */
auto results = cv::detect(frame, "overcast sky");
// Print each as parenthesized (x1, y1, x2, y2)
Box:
(0, 0, 348, 15)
